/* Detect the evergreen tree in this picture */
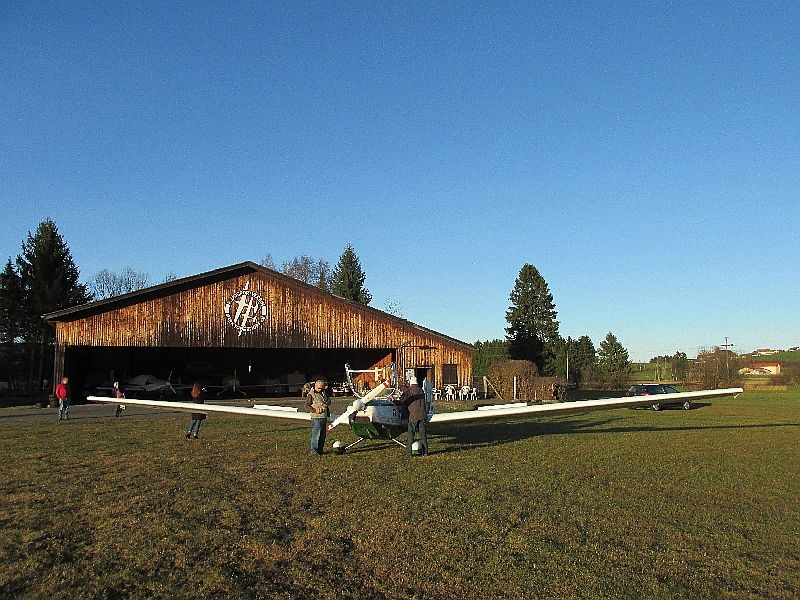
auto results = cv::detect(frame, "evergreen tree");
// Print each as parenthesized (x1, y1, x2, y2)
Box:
(329, 244, 371, 305)
(0, 259, 24, 344)
(0, 260, 25, 387)
(672, 351, 689, 382)
(549, 334, 568, 382)
(573, 335, 598, 385)
(472, 339, 510, 378)
(15, 219, 92, 390)
(559, 335, 597, 387)
(505, 263, 560, 375)
(597, 331, 631, 389)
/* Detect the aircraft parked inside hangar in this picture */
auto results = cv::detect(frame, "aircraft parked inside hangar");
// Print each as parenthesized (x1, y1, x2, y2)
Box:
(87, 364, 744, 453)
(95, 373, 191, 398)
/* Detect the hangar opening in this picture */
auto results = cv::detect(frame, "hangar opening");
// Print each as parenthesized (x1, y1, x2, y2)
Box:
(45, 262, 472, 402)
(68, 346, 396, 398)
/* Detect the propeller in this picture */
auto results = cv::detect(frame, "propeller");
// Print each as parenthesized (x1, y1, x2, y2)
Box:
(327, 383, 387, 431)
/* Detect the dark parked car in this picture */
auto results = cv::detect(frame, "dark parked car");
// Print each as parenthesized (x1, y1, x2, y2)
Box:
(625, 384, 692, 411)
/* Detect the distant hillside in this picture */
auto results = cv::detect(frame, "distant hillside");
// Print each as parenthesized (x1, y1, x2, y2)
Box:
(745, 350, 800, 363)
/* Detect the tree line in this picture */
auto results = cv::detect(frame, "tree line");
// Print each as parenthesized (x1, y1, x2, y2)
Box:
(475, 263, 741, 390)
(259, 244, 372, 305)
(473, 263, 632, 390)
(1, 219, 738, 397)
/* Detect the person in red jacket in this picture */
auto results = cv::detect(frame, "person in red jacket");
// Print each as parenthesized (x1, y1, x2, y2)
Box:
(55, 377, 70, 420)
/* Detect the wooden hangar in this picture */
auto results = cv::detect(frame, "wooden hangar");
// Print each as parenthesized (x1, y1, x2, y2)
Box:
(43, 261, 473, 400)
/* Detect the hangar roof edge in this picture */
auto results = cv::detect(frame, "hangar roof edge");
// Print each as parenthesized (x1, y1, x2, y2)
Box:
(42, 261, 472, 350)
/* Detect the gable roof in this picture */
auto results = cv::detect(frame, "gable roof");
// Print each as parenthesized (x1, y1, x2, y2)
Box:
(43, 261, 470, 349)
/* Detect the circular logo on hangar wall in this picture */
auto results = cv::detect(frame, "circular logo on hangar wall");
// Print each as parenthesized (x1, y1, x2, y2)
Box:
(224, 281, 268, 335)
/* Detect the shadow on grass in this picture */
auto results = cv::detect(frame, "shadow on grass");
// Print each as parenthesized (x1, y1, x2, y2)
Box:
(427, 414, 800, 455)
(325, 404, 800, 456)
(629, 401, 711, 410)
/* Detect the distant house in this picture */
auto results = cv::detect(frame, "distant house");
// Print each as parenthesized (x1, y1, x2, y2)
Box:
(753, 349, 780, 356)
(739, 362, 782, 376)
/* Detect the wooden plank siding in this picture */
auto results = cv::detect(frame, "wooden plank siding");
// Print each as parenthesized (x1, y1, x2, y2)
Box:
(46, 262, 473, 386)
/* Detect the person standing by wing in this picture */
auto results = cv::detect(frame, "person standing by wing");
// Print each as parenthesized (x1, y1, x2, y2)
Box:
(113, 381, 125, 417)
(186, 383, 206, 439)
(422, 370, 434, 414)
(305, 378, 330, 455)
(400, 376, 428, 457)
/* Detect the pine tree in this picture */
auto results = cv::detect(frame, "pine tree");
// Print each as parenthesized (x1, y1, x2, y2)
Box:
(472, 339, 510, 378)
(0, 259, 24, 344)
(672, 351, 689, 382)
(329, 245, 371, 305)
(15, 219, 92, 389)
(597, 331, 631, 389)
(0, 260, 25, 387)
(573, 335, 598, 385)
(505, 263, 560, 375)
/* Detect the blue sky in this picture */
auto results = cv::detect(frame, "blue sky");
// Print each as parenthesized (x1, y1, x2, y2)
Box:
(2, 1, 798, 361)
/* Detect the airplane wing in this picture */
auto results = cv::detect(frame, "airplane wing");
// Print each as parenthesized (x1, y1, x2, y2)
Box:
(428, 387, 744, 423)
(86, 396, 314, 421)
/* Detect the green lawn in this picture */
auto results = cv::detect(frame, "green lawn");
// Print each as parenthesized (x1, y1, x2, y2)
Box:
(1, 391, 798, 599)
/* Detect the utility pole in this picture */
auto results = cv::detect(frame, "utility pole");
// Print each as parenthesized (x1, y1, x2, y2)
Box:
(722, 337, 734, 384)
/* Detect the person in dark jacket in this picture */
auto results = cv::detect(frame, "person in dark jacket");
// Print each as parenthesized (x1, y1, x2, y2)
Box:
(186, 383, 205, 439)
(400, 376, 428, 456)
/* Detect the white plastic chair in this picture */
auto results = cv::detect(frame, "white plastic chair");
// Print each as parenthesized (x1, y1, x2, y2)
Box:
(444, 385, 456, 401)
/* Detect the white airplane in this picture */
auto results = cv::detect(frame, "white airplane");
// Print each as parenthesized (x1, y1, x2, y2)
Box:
(95, 373, 190, 399)
(87, 367, 744, 453)
(200, 370, 249, 398)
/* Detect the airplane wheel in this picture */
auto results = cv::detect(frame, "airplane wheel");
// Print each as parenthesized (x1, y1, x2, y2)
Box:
(651, 403, 661, 411)
(683, 401, 691, 410)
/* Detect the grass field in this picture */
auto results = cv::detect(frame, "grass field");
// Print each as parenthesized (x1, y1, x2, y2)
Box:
(1, 391, 798, 599)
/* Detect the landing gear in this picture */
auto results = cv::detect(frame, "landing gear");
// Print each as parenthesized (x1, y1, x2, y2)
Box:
(333, 423, 406, 454)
